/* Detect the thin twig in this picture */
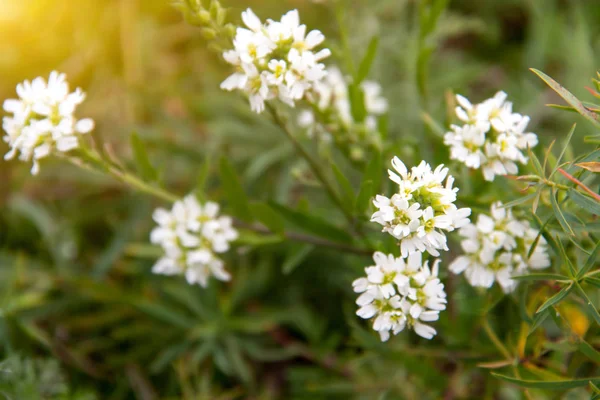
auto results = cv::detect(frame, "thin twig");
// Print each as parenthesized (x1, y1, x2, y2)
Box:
(557, 168, 600, 202)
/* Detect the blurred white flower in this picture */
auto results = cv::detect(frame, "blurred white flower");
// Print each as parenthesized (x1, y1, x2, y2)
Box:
(221, 8, 331, 113)
(444, 91, 538, 181)
(371, 157, 471, 257)
(449, 201, 550, 293)
(150, 195, 238, 287)
(298, 66, 388, 141)
(353, 251, 446, 341)
(2, 71, 94, 174)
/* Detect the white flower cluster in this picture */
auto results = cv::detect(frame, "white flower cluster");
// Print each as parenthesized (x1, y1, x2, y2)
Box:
(150, 195, 239, 287)
(449, 202, 550, 293)
(220, 8, 331, 113)
(371, 157, 471, 257)
(444, 91, 539, 181)
(2, 71, 94, 175)
(297, 66, 388, 137)
(353, 252, 447, 341)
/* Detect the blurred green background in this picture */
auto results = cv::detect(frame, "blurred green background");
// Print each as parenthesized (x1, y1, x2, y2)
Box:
(0, 0, 599, 398)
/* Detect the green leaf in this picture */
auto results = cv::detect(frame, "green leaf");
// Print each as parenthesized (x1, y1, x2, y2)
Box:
(269, 202, 353, 243)
(151, 341, 191, 373)
(355, 36, 379, 84)
(419, 0, 449, 38)
(556, 236, 576, 277)
(331, 163, 355, 209)
(569, 188, 600, 216)
(363, 150, 383, 193)
(249, 202, 285, 235)
(551, 124, 576, 178)
(574, 281, 600, 325)
(585, 276, 600, 289)
(132, 300, 194, 329)
(546, 104, 578, 113)
(511, 273, 569, 282)
(550, 188, 574, 236)
(526, 208, 549, 258)
(416, 46, 434, 99)
(528, 147, 544, 176)
(531, 69, 600, 128)
(355, 180, 373, 215)
(528, 308, 550, 335)
(578, 339, 600, 364)
(421, 112, 445, 138)
(591, 381, 600, 397)
(235, 231, 283, 246)
(500, 191, 538, 209)
(491, 372, 600, 389)
(578, 240, 600, 278)
(130, 132, 158, 182)
(195, 156, 212, 200)
(224, 337, 252, 384)
(348, 84, 367, 122)
(282, 244, 315, 275)
(219, 157, 253, 222)
(536, 283, 573, 314)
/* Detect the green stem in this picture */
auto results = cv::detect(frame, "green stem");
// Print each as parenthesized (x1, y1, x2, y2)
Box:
(481, 317, 513, 361)
(266, 104, 355, 226)
(69, 148, 178, 203)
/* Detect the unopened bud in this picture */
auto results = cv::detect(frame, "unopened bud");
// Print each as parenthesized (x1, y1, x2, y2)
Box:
(200, 27, 217, 40)
(198, 9, 211, 24)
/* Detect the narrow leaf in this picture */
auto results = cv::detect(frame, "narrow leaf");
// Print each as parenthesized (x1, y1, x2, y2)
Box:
(551, 123, 576, 177)
(531, 69, 600, 128)
(528, 147, 544, 176)
(528, 308, 550, 335)
(331, 163, 355, 208)
(250, 203, 285, 235)
(130, 132, 158, 182)
(569, 189, 600, 216)
(511, 273, 569, 282)
(578, 340, 600, 364)
(421, 112, 445, 137)
(575, 281, 600, 326)
(576, 161, 600, 172)
(585, 276, 600, 289)
(500, 192, 538, 209)
(269, 202, 353, 243)
(195, 156, 212, 199)
(355, 180, 373, 215)
(348, 84, 366, 123)
(536, 283, 573, 314)
(282, 244, 315, 275)
(364, 150, 383, 193)
(550, 188, 574, 236)
(355, 36, 379, 84)
(219, 157, 253, 222)
(492, 372, 600, 389)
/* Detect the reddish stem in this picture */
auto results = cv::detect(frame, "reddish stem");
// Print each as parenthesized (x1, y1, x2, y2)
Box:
(557, 168, 600, 202)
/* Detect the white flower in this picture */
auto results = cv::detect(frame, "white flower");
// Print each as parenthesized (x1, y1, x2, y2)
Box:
(354, 251, 446, 341)
(372, 157, 471, 257)
(446, 91, 539, 181)
(361, 81, 388, 115)
(2, 71, 94, 174)
(449, 201, 550, 293)
(221, 8, 331, 113)
(297, 66, 388, 144)
(150, 195, 238, 287)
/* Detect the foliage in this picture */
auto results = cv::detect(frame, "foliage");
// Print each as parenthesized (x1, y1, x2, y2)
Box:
(1, 0, 600, 399)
